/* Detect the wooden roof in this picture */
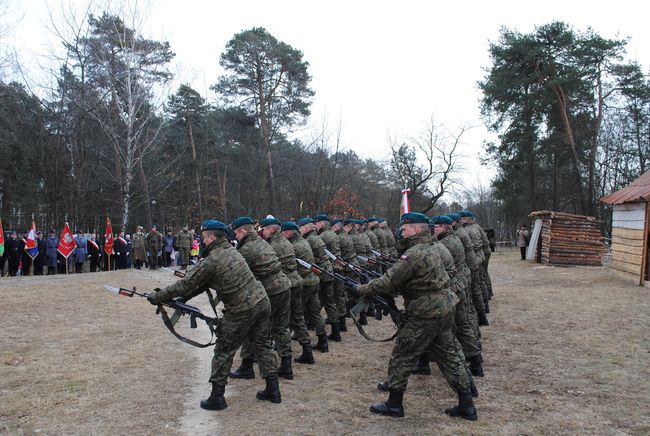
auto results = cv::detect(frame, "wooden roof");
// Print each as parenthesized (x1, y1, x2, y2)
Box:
(600, 170, 650, 205)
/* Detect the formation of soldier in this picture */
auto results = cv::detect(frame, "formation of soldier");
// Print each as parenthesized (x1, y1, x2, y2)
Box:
(147, 209, 494, 421)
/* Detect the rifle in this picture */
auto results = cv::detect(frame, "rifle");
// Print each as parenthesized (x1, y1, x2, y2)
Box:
(371, 249, 398, 264)
(357, 255, 393, 268)
(296, 258, 402, 342)
(161, 266, 186, 278)
(102, 285, 219, 348)
(324, 249, 382, 281)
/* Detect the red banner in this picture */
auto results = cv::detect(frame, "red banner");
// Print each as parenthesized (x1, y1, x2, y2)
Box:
(104, 216, 114, 255)
(57, 222, 76, 258)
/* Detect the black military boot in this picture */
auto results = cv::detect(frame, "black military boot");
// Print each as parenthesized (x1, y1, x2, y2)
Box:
(294, 343, 315, 364)
(339, 316, 348, 332)
(410, 354, 431, 375)
(478, 313, 489, 326)
(358, 311, 368, 326)
(445, 389, 478, 421)
(314, 334, 329, 353)
(377, 381, 389, 391)
(277, 355, 294, 380)
(200, 383, 227, 410)
(229, 358, 255, 379)
(256, 373, 281, 403)
(369, 388, 404, 418)
(467, 355, 484, 377)
(328, 323, 342, 342)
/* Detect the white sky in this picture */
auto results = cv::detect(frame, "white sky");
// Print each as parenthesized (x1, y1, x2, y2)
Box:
(6, 0, 650, 199)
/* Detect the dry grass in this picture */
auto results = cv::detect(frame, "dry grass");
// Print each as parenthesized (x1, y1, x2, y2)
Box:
(2, 251, 649, 435)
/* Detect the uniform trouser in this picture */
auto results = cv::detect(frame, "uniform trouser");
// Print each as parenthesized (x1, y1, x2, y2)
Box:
(464, 285, 481, 340)
(333, 277, 348, 317)
(319, 279, 339, 322)
(90, 258, 100, 272)
(47, 266, 56, 275)
(388, 311, 469, 392)
(148, 252, 158, 268)
(164, 252, 172, 267)
(241, 290, 292, 359)
(451, 279, 481, 358)
(301, 284, 326, 336)
(479, 265, 490, 303)
(289, 284, 311, 345)
(179, 248, 190, 266)
(75, 262, 83, 273)
(210, 297, 277, 385)
(470, 268, 486, 316)
(481, 258, 493, 297)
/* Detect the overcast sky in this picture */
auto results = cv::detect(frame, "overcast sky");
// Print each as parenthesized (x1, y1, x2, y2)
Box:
(7, 0, 650, 199)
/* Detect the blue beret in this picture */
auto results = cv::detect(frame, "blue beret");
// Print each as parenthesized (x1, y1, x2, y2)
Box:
(400, 212, 429, 225)
(260, 217, 282, 227)
(331, 219, 342, 226)
(231, 216, 255, 230)
(435, 215, 453, 225)
(296, 217, 313, 227)
(343, 219, 355, 225)
(201, 219, 228, 231)
(313, 213, 330, 222)
(281, 221, 299, 231)
(366, 217, 378, 223)
(458, 210, 474, 218)
(448, 213, 461, 222)
(377, 217, 386, 223)
(428, 216, 437, 227)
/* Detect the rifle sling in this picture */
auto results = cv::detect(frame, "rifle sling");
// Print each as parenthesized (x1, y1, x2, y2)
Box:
(158, 305, 218, 348)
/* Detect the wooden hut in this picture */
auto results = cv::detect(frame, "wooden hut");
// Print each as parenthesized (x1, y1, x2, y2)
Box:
(600, 170, 650, 286)
(527, 211, 606, 266)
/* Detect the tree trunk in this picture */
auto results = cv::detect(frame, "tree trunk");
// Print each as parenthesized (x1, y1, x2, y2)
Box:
(138, 156, 152, 231)
(186, 119, 204, 220)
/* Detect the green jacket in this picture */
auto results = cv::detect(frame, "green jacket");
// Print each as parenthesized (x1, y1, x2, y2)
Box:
(145, 231, 162, 254)
(176, 230, 193, 250)
(454, 223, 478, 271)
(336, 228, 358, 265)
(464, 222, 485, 265)
(155, 238, 267, 314)
(365, 228, 380, 250)
(267, 230, 302, 289)
(358, 232, 457, 319)
(383, 227, 398, 256)
(438, 228, 470, 290)
(304, 229, 334, 282)
(131, 231, 147, 259)
(238, 231, 290, 296)
(372, 226, 388, 253)
(288, 232, 320, 287)
(318, 223, 341, 271)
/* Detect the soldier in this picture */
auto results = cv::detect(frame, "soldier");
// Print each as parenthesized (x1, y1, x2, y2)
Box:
(435, 215, 484, 378)
(298, 217, 339, 344)
(73, 230, 87, 273)
(145, 225, 162, 270)
(176, 224, 193, 269)
(148, 220, 281, 410)
(332, 218, 355, 332)
(45, 230, 58, 275)
(476, 219, 494, 300)
(459, 211, 490, 322)
(313, 214, 343, 342)
(285, 221, 329, 353)
(350, 212, 477, 420)
(368, 217, 388, 256)
(345, 219, 369, 325)
(229, 216, 292, 381)
(261, 217, 315, 368)
(131, 226, 147, 269)
(380, 218, 399, 257)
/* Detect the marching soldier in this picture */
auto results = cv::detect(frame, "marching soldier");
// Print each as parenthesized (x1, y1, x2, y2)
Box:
(459, 211, 489, 324)
(176, 224, 193, 269)
(332, 218, 356, 332)
(229, 217, 292, 381)
(148, 219, 281, 411)
(380, 218, 399, 257)
(350, 212, 477, 420)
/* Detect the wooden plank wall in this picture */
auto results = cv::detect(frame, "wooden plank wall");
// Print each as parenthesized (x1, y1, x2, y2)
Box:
(610, 203, 645, 278)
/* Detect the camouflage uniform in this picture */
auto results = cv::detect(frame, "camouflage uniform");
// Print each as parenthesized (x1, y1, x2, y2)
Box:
(319, 222, 347, 323)
(349, 227, 368, 267)
(463, 222, 487, 319)
(372, 225, 388, 256)
(304, 229, 339, 324)
(176, 229, 193, 267)
(237, 231, 292, 359)
(267, 230, 310, 346)
(437, 229, 482, 359)
(145, 230, 162, 268)
(154, 238, 277, 385)
(289, 232, 325, 336)
(365, 228, 380, 251)
(382, 225, 399, 257)
(477, 224, 493, 300)
(357, 232, 469, 393)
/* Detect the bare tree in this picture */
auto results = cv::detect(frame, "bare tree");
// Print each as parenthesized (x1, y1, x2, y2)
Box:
(390, 116, 469, 213)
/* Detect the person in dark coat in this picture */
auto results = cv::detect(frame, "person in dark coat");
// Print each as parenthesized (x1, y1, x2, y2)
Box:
(87, 233, 102, 272)
(6, 231, 21, 276)
(19, 231, 30, 276)
(45, 230, 59, 275)
(163, 231, 175, 267)
(33, 231, 46, 275)
(74, 230, 88, 273)
(116, 232, 129, 270)
(125, 234, 132, 268)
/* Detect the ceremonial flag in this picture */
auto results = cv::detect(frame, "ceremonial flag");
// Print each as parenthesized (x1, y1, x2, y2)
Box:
(24, 219, 39, 259)
(57, 222, 76, 258)
(0, 217, 4, 258)
(88, 238, 99, 251)
(400, 188, 411, 216)
(104, 216, 114, 255)
(117, 235, 127, 246)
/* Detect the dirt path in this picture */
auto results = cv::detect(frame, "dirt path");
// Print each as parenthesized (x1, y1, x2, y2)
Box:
(2, 250, 649, 434)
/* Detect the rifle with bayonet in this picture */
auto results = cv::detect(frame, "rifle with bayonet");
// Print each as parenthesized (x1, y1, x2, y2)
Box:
(324, 249, 382, 280)
(296, 258, 402, 342)
(162, 267, 186, 278)
(357, 254, 393, 268)
(102, 285, 219, 348)
(371, 249, 398, 264)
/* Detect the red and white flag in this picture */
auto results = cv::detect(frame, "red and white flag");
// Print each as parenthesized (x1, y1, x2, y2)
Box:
(57, 222, 76, 258)
(104, 216, 114, 255)
(24, 219, 39, 260)
(400, 188, 411, 216)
